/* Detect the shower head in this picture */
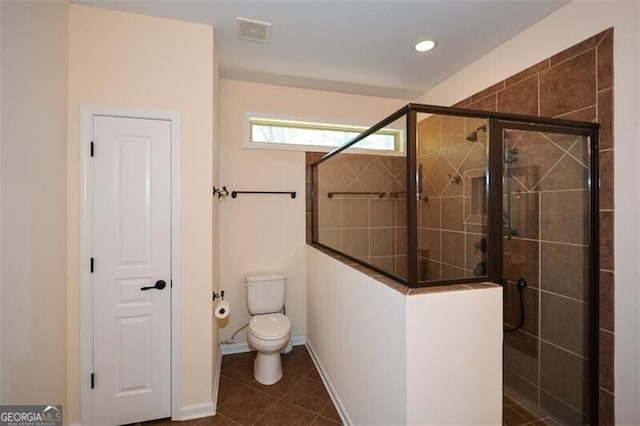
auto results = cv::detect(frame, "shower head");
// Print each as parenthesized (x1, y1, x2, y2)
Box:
(466, 124, 487, 142)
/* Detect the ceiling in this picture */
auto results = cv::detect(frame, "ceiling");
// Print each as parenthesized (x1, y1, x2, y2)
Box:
(74, 1, 570, 99)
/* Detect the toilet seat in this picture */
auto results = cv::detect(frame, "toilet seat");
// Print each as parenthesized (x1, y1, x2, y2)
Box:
(248, 313, 291, 341)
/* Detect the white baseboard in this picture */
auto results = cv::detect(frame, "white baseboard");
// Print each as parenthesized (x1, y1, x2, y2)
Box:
(175, 402, 214, 421)
(306, 339, 352, 426)
(220, 335, 306, 355)
(220, 341, 250, 355)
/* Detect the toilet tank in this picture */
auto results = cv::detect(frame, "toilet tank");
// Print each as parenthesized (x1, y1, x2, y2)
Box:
(245, 271, 286, 315)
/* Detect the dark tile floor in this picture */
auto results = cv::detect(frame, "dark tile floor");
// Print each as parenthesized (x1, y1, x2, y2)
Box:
(503, 394, 559, 426)
(136, 345, 342, 426)
(137, 349, 564, 426)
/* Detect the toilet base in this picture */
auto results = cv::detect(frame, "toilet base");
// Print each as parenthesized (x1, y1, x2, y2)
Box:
(254, 352, 283, 385)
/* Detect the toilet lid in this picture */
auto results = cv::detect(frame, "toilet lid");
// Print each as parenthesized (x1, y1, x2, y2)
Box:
(249, 313, 291, 340)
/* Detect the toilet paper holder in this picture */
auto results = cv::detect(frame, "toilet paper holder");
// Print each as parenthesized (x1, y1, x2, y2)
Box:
(212, 290, 225, 301)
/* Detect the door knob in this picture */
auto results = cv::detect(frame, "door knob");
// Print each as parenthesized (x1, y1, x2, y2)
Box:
(141, 280, 167, 291)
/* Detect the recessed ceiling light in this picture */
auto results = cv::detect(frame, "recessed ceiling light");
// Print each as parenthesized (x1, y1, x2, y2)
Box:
(415, 39, 437, 52)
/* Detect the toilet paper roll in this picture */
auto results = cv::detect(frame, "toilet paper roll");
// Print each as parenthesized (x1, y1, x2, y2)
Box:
(214, 301, 230, 320)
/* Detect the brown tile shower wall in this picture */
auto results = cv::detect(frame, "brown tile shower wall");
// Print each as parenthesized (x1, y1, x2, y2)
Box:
(306, 152, 408, 278)
(501, 129, 590, 423)
(453, 29, 613, 424)
(417, 115, 489, 281)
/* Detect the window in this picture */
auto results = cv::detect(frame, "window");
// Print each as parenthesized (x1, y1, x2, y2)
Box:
(246, 115, 404, 153)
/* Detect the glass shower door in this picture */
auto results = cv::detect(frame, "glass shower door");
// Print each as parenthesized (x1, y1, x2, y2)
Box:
(498, 123, 596, 425)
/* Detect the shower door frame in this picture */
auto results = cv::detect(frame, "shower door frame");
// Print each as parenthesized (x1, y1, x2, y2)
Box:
(488, 119, 600, 424)
(312, 104, 600, 285)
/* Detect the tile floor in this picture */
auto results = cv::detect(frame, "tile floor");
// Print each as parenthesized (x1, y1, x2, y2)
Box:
(136, 349, 564, 426)
(136, 345, 342, 426)
(503, 394, 559, 426)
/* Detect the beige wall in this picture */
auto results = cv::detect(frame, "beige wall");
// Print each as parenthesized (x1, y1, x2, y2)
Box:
(218, 79, 406, 345)
(306, 246, 406, 424)
(67, 4, 214, 421)
(306, 246, 502, 424)
(1, 0, 68, 406)
(419, 1, 640, 423)
(211, 50, 222, 401)
(406, 286, 502, 423)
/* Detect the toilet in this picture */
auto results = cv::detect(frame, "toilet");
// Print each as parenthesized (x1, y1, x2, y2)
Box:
(245, 271, 292, 385)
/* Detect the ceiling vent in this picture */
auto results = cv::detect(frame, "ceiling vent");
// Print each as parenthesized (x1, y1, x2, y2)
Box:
(236, 17, 272, 43)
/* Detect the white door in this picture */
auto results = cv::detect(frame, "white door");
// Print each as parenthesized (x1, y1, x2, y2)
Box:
(92, 116, 172, 425)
